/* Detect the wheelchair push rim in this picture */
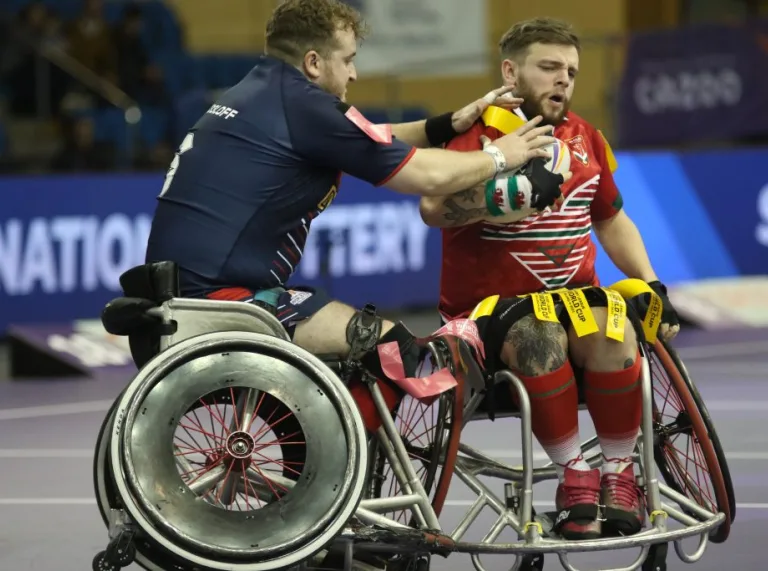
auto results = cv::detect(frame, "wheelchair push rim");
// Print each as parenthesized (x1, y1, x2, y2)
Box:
(649, 339, 734, 543)
(107, 331, 368, 571)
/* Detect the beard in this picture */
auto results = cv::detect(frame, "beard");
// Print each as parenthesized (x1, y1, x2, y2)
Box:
(515, 76, 570, 126)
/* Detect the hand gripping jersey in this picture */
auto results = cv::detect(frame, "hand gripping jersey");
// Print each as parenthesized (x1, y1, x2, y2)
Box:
(438, 107, 623, 321)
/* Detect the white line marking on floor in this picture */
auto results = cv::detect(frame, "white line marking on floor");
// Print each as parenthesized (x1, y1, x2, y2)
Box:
(0, 449, 766, 462)
(0, 498, 97, 505)
(7, 498, 767, 510)
(678, 340, 768, 360)
(443, 500, 768, 510)
(0, 449, 94, 458)
(472, 450, 768, 461)
(0, 400, 113, 421)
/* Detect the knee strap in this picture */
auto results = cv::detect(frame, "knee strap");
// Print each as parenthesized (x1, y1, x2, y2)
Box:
(346, 303, 384, 361)
(359, 321, 422, 380)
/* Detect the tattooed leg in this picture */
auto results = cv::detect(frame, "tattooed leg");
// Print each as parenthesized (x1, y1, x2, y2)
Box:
(500, 314, 568, 376)
(499, 314, 590, 475)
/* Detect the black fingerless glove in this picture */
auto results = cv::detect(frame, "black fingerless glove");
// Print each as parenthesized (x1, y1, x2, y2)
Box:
(521, 158, 565, 211)
(632, 280, 680, 328)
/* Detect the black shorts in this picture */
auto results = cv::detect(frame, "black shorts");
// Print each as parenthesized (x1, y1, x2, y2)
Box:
(206, 285, 333, 339)
(474, 286, 645, 376)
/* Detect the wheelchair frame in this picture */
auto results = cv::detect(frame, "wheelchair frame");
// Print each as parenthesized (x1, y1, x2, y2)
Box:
(94, 285, 733, 571)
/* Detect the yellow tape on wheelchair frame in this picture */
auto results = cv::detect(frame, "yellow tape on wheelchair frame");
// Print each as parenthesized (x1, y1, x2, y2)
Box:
(558, 289, 599, 337)
(607, 278, 663, 344)
(602, 287, 627, 342)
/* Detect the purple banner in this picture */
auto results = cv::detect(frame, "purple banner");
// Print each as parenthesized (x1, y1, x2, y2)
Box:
(617, 21, 768, 147)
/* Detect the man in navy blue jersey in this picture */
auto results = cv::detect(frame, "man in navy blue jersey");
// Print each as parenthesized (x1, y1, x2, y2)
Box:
(146, 0, 563, 383)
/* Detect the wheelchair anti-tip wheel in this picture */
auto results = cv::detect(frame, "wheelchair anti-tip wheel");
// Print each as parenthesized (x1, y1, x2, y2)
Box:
(649, 339, 736, 543)
(97, 331, 368, 571)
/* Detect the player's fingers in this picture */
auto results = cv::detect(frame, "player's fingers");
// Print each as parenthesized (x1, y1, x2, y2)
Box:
(486, 84, 516, 101)
(660, 323, 676, 341)
(667, 324, 680, 340)
(494, 97, 524, 110)
(514, 115, 543, 135)
(524, 125, 556, 143)
(527, 133, 557, 149)
(527, 148, 552, 161)
(479, 135, 493, 149)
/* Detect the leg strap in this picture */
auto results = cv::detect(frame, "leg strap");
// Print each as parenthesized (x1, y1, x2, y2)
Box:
(346, 303, 384, 361)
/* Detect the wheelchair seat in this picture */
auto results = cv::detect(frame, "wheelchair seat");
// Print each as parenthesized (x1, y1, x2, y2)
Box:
(101, 262, 289, 368)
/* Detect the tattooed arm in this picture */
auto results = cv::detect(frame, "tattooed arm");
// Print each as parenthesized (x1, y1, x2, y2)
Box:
(419, 185, 538, 228)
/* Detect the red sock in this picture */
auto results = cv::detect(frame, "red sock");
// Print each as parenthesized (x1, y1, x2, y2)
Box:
(584, 353, 642, 474)
(515, 361, 589, 478)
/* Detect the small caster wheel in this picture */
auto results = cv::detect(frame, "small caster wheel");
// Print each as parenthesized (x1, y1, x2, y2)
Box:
(519, 553, 545, 571)
(92, 551, 119, 571)
(411, 555, 430, 571)
(106, 542, 136, 567)
(642, 543, 668, 571)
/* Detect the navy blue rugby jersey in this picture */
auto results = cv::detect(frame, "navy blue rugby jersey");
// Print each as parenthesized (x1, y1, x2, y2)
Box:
(145, 55, 415, 295)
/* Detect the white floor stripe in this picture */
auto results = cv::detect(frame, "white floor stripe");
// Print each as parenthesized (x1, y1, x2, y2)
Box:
(0, 396, 765, 424)
(0, 448, 94, 458)
(0, 400, 113, 421)
(0, 448, 765, 462)
(0, 498, 97, 505)
(6, 498, 767, 510)
(442, 499, 768, 510)
(679, 340, 768, 360)
(467, 449, 768, 461)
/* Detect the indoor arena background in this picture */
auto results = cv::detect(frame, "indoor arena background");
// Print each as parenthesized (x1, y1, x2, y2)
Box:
(1, 0, 767, 570)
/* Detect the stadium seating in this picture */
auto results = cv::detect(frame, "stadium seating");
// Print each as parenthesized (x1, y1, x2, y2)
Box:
(6, 0, 428, 162)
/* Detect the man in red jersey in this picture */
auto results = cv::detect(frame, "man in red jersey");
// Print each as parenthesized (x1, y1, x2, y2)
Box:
(420, 18, 680, 540)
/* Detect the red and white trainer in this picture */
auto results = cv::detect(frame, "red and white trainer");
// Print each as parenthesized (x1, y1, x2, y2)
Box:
(600, 464, 646, 536)
(553, 467, 602, 540)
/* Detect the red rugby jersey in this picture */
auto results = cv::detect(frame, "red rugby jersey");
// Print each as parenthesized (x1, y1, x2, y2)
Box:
(438, 107, 622, 320)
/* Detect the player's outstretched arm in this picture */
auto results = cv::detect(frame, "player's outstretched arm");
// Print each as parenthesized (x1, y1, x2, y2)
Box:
(389, 86, 524, 148)
(419, 183, 533, 228)
(419, 160, 571, 228)
(386, 117, 555, 197)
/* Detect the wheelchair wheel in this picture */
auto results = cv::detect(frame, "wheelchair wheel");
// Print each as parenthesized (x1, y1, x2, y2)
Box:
(648, 339, 735, 543)
(95, 395, 188, 571)
(104, 331, 368, 571)
(366, 376, 463, 525)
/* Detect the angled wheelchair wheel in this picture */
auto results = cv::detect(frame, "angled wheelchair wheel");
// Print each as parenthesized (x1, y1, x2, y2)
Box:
(95, 396, 185, 571)
(366, 373, 463, 525)
(648, 339, 735, 543)
(103, 331, 368, 571)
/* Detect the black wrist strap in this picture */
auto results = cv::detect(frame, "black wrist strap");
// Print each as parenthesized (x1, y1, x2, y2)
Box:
(425, 112, 458, 146)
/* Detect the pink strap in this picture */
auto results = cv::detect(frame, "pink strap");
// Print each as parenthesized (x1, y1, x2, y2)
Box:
(377, 319, 486, 401)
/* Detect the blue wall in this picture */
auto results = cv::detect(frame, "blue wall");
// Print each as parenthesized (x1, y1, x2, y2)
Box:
(1, 149, 766, 331)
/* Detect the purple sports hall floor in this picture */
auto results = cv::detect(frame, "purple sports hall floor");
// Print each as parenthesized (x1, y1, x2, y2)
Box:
(0, 310, 765, 571)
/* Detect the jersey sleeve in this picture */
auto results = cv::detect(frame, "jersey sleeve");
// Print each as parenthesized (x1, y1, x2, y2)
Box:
(445, 122, 501, 152)
(285, 83, 416, 187)
(589, 128, 624, 222)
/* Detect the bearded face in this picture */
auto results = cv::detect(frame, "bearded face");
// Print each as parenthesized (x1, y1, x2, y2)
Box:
(503, 42, 579, 126)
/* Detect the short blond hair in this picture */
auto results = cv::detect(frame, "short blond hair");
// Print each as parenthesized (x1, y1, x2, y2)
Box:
(266, 0, 370, 63)
(499, 17, 580, 59)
